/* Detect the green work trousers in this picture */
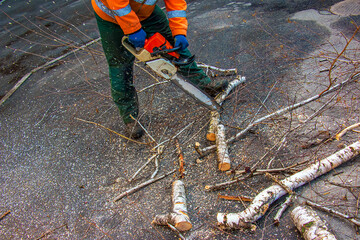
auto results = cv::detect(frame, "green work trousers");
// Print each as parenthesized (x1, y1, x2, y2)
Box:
(95, 6, 210, 123)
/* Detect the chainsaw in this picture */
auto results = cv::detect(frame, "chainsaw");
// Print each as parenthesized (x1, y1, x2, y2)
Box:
(122, 33, 221, 111)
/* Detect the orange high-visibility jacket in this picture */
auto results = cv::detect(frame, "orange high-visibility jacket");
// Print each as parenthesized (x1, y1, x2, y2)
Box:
(92, 0, 188, 36)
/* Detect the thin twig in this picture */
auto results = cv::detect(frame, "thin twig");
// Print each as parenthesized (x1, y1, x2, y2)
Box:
(335, 122, 360, 140)
(130, 114, 157, 144)
(327, 181, 360, 189)
(152, 121, 194, 151)
(227, 165, 300, 176)
(34, 101, 56, 126)
(113, 169, 176, 202)
(129, 154, 157, 182)
(35, 224, 67, 240)
(0, 38, 100, 106)
(75, 118, 148, 145)
(167, 223, 187, 240)
(306, 200, 360, 227)
(205, 174, 256, 191)
(323, 25, 360, 95)
(0, 210, 10, 221)
(138, 81, 170, 93)
(151, 156, 160, 179)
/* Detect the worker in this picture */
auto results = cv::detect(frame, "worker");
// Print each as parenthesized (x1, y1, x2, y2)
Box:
(92, 0, 228, 139)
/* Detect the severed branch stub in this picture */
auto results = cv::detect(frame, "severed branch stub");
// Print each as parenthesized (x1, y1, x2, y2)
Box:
(216, 124, 231, 171)
(217, 141, 360, 230)
(152, 180, 192, 231)
(291, 206, 337, 240)
(207, 76, 246, 142)
(175, 138, 185, 179)
(273, 195, 294, 225)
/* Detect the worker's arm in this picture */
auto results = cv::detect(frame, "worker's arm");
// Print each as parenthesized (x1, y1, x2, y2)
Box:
(164, 0, 188, 37)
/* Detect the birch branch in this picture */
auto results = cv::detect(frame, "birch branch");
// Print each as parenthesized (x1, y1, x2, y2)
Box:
(291, 206, 337, 240)
(152, 180, 192, 231)
(306, 200, 360, 227)
(207, 76, 246, 142)
(199, 76, 357, 154)
(113, 169, 176, 202)
(217, 141, 360, 230)
(216, 124, 231, 171)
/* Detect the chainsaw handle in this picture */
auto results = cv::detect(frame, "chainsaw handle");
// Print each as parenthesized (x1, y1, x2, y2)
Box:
(121, 36, 157, 62)
(151, 46, 181, 56)
(122, 36, 138, 55)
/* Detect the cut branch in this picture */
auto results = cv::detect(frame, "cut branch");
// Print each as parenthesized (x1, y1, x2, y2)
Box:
(152, 180, 192, 231)
(216, 124, 231, 171)
(291, 206, 337, 240)
(207, 76, 246, 141)
(217, 141, 360, 230)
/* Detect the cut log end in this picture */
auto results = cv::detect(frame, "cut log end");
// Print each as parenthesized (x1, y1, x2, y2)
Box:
(218, 162, 231, 171)
(153, 213, 192, 232)
(206, 133, 216, 142)
(175, 221, 192, 231)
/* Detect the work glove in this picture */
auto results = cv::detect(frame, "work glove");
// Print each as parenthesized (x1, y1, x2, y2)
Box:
(128, 28, 146, 48)
(174, 35, 189, 51)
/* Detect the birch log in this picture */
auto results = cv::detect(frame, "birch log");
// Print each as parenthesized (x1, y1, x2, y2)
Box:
(217, 141, 360, 230)
(216, 124, 231, 171)
(291, 206, 337, 240)
(152, 180, 192, 231)
(207, 76, 246, 141)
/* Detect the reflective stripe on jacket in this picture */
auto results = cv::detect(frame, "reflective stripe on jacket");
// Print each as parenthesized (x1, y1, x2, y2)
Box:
(92, 0, 188, 36)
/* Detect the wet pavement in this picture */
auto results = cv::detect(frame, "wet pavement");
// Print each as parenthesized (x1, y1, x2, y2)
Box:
(1, 0, 360, 239)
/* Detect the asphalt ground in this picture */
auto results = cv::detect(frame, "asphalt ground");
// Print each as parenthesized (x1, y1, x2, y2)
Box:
(1, 0, 360, 239)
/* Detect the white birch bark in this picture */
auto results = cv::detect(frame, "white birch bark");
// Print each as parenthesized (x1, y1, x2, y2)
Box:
(217, 141, 360, 230)
(207, 76, 246, 142)
(216, 124, 231, 171)
(152, 180, 192, 231)
(291, 206, 337, 240)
